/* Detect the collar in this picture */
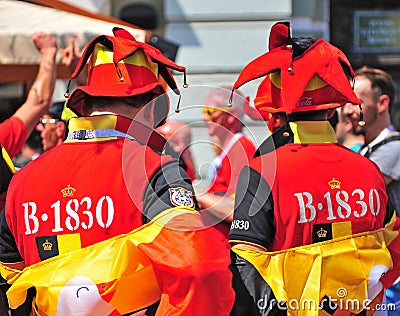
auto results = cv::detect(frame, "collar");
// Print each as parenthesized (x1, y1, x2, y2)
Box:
(218, 132, 244, 160)
(359, 127, 392, 156)
(66, 114, 166, 152)
(289, 121, 338, 144)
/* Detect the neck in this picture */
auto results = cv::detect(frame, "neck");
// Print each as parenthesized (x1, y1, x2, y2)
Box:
(364, 114, 391, 145)
(89, 107, 139, 119)
(220, 130, 241, 149)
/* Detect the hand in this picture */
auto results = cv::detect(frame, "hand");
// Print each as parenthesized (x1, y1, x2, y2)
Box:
(60, 37, 81, 71)
(32, 32, 57, 54)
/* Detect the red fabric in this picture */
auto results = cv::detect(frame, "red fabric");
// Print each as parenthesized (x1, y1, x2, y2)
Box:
(0, 116, 26, 159)
(201, 135, 255, 242)
(381, 215, 400, 288)
(67, 27, 186, 118)
(82, 63, 162, 97)
(138, 211, 234, 315)
(233, 22, 360, 114)
(268, 22, 291, 50)
(6, 138, 168, 266)
(208, 135, 256, 196)
(184, 157, 195, 181)
(251, 143, 389, 251)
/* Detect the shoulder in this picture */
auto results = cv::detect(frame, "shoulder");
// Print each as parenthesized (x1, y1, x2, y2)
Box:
(238, 134, 256, 149)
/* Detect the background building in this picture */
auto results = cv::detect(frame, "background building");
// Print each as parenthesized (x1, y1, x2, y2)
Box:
(2, 0, 400, 178)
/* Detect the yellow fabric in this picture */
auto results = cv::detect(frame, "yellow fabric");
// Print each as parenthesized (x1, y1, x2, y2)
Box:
(232, 217, 398, 315)
(2, 147, 15, 174)
(64, 115, 119, 143)
(93, 44, 158, 77)
(0, 207, 197, 315)
(332, 221, 352, 239)
(68, 115, 118, 132)
(270, 72, 328, 90)
(57, 233, 81, 255)
(289, 121, 338, 144)
(61, 102, 77, 122)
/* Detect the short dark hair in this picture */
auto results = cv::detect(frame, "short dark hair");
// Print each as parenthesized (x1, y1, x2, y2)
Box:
(83, 91, 158, 114)
(48, 101, 65, 120)
(355, 66, 396, 111)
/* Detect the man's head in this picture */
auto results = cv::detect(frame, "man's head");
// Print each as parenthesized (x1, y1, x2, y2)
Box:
(343, 66, 395, 141)
(36, 101, 66, 152)
(65, 27, 186, 128)
(202, 87, 245, 138)
(157, 120, 192, 155)
(232, 22, 360, 122)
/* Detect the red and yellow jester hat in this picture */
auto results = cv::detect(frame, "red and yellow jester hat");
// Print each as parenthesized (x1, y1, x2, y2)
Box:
(233, 22, 360, 114)
(65, 27, 187, 124)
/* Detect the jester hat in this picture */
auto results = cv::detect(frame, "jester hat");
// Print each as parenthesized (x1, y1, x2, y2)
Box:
(233, 22, 360, 114)
(65, 27, 187, 126)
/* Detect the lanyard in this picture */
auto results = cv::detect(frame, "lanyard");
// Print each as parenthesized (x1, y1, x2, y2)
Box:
(67, 129, 136, 141)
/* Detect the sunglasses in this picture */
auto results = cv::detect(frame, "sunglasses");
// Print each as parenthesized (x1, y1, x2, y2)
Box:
(202, 106, 231, 119)
(39, 118, 60, 125)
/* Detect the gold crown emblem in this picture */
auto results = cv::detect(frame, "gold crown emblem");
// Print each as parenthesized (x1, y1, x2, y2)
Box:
(42, 239, 53, 251)
(61, 184, 76, 198)
(317, 228, 328, 238)
(328, 178, 341, 190)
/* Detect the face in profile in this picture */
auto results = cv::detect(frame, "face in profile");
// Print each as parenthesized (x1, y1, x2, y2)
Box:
(36, 114, 64, 152)
(343, 76, 378, 136)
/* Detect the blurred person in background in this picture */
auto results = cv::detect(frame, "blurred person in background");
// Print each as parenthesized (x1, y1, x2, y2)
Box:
(344, 66, 400, 214)
(343, 65, 400, 314)
(36, 101, 67, 152)
(0, 32, 57, 161)
(12, 130, 42, 170)
(157, 120, 196, 181)
(195, 86, 256, 241)
(335, 106, 364, 152)
(0, 31, 57, 315)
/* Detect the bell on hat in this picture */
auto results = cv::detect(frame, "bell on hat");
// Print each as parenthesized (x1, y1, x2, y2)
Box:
(232, 22, 360, 114)
(65, 27, 187, 126)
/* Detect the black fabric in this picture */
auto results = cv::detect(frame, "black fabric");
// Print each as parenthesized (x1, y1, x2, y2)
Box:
(48, 101, 64, 120)
(312, 223, 333, 243)
(320, 295, 338, 315)
(142, 159, 199, 224)
(229, 250, 286, 316)
(163, 144, 189, 174)
(0, 209, 22, 263)
(364, 135, 400, 159)
(253, 124, 293, 158)
(0, 147, 13, 195)
(35, 236, 59, 261)
(10, 287, 36, 316)
(362, 134, 399, 223)
(0, 275, 10, 315)
(292, 37, 318, 58)
(384, 199, 395, 225)
(229, 166, 275, 249)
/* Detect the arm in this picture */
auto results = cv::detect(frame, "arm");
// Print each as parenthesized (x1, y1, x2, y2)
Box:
(13, 33, 57, 138)
(195, 191, 235, 222)
(0, 209, 25, 271)
(229, 166, 276, 316)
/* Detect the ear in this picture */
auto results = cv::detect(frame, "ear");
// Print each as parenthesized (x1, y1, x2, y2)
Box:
(327, 109, 336, 119)
(226, 107, 240, 125)
(377, 94, 390, 114)
(56, 122, 66, 138)
(144, 99, 156, 125)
